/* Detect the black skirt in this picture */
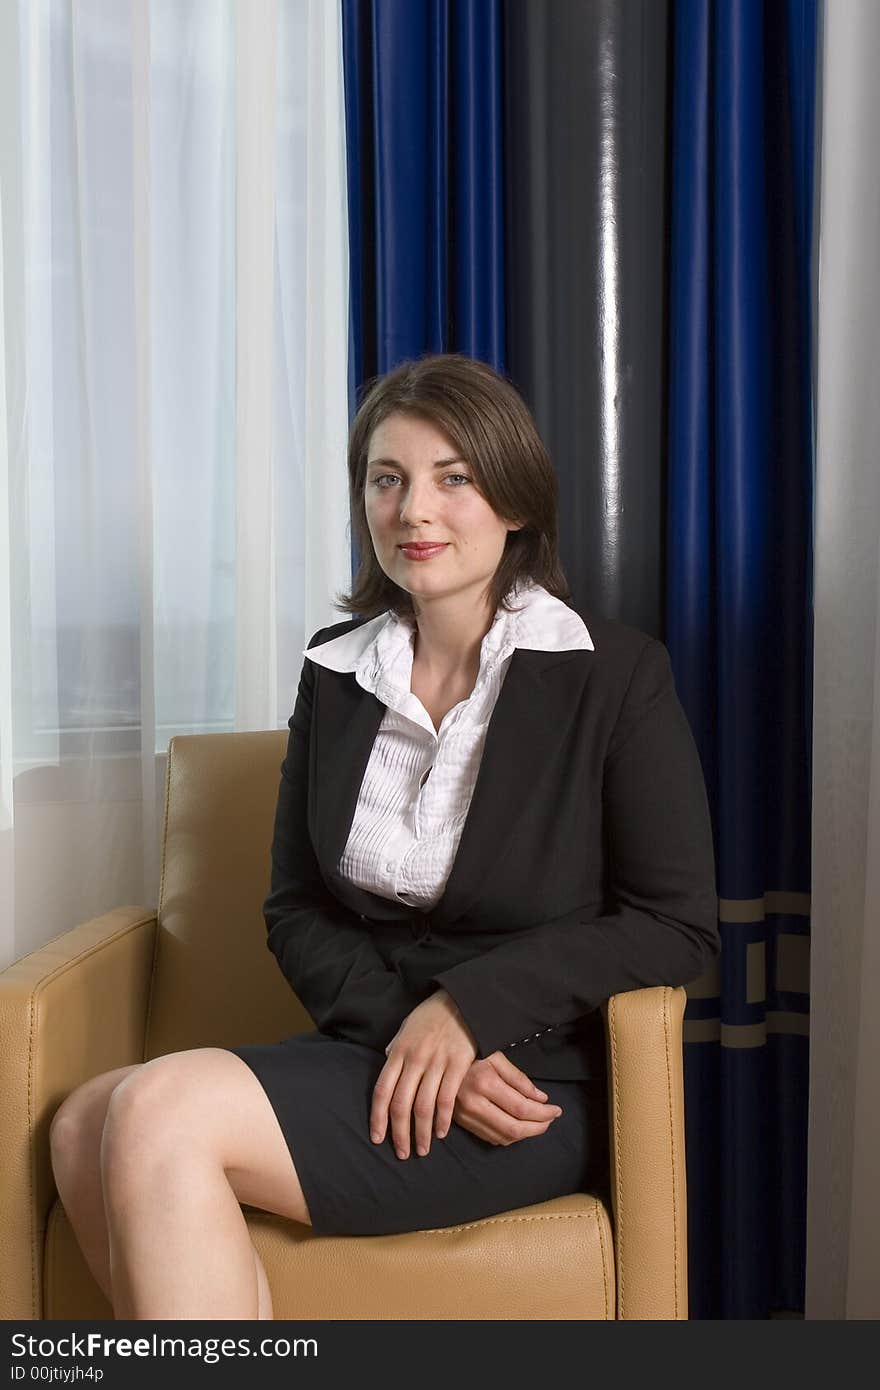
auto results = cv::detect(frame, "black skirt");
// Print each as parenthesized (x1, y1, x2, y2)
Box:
(226, 1030, 610, 1237)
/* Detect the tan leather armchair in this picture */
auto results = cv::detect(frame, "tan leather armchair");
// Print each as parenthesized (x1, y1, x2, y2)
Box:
(0, 732, 689, 1320)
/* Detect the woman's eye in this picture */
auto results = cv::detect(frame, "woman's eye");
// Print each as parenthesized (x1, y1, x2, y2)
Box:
(370, 473, 471, 488)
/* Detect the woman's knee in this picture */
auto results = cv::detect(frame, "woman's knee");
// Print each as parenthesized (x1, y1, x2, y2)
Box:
(101, 1049, 240, 1170)
(96, 1052, 215, 1206)
(49, 1063, 144, 1174)
(99, 1048, 313, 1227)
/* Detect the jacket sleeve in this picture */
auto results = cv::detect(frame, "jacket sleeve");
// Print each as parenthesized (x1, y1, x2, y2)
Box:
(263, 630, 424, 1052)
(427, 638, 720, 1061)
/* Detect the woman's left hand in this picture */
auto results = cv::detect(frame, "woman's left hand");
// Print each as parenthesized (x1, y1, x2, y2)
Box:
(369, 989, 478, 1159)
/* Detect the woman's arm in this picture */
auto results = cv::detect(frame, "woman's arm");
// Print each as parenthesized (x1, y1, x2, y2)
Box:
(264, 636, 425, 1052)
(426, 638, 720, 1060)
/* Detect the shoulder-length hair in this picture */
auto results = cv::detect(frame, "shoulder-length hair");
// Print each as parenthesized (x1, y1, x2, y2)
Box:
(333, 352, 572, 622)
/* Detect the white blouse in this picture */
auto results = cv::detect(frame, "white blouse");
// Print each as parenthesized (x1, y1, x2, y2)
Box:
(303, 578, 595, 912)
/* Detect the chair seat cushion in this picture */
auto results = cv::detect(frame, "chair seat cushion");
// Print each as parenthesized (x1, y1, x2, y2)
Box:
(45, 1192, 615, 1320)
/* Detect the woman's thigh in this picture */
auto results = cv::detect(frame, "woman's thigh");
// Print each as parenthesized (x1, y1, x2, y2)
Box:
(104, 1048, 311, 1226)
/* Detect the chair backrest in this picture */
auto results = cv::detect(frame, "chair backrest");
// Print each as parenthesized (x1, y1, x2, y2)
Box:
(144, 731, 312, 1061)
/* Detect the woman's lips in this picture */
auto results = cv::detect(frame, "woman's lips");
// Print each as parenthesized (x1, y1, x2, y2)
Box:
(399, 543, 448, 561)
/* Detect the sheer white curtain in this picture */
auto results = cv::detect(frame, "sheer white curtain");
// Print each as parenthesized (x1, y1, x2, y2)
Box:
(807, 0, 880, 1320)
(0, 0, 351, 971)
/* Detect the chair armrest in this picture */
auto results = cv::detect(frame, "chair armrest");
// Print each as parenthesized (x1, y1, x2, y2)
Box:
(0, 906, 157, 1319)
(602, 985, 688, 1320)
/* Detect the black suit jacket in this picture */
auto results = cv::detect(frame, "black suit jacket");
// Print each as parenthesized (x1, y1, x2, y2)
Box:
(263, 606, 719, 1081)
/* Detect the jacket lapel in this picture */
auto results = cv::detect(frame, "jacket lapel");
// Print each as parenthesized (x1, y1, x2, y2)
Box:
(311, 647, 590, 928)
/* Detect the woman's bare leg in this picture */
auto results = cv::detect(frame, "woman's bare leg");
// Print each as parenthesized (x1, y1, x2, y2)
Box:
(49, 1064, 142, 1305)
(99, 1049, 310, 1319)
(252, 1244, 273, 1321)
(50, 1059, 284, 1319)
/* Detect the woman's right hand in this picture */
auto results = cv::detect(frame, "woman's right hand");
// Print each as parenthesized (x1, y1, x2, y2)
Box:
(446, 1052, 563, 1146)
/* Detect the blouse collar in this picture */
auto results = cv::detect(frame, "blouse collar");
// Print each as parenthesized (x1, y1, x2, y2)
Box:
(303, 577, 594, 705)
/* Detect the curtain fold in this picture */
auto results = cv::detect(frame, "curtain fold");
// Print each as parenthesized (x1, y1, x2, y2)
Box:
(235, 0, 279, 732)
(342, 0, 506, 582)
(341, 0, 505, 391)
(667, 0, 816, 1317)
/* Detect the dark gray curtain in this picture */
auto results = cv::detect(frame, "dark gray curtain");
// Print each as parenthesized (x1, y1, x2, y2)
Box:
(503, 0, 670, 634)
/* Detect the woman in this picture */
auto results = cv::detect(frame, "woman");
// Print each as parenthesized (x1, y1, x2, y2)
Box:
(49, 353, 719, 1320)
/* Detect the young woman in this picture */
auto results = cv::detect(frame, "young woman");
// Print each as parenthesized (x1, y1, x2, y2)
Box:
(49, 353, 718, 1319)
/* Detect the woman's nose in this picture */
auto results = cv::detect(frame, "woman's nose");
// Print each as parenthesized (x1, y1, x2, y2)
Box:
(398, 481, 434, 522)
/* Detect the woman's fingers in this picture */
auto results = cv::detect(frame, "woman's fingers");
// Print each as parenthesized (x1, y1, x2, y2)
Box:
(433, 1068, 465, 1141)
(475, 1060, 561, 1122)
(488, 1052, 549, 1101)
(389, 1059, 453, 1159)
(483, 1076, 562, 1123)
(411, 1066, 448, 1156)
(374, 1056, 471, 1157)
(386, 1063, 425, 1158)
(434, 1055, 561, 1143)
(369, 1051, 405, 1145)
(372, 1057, 563, 1153)
(486, 1093, 563, 1133)
(457, 1095, 562, 1147)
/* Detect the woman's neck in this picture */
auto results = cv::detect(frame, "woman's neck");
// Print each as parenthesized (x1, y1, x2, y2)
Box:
(409, 590, 496, 685)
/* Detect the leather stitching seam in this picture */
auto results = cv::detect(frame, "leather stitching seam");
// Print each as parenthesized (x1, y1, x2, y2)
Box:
(414, 1209, 597, 1236)
(663, 987, 680, 1316)
(593, 1194, 611, 1318)
(608, 996, 624, 1316)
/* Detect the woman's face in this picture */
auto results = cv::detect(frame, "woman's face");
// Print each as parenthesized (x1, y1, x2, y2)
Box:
(364, 411, 522, 613)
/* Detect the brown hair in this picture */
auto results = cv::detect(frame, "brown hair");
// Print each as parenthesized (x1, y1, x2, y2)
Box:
(333, 352, 572, 622)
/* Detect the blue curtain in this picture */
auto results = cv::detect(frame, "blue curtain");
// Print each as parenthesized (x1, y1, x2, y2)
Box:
(667, 0, 816, 1317)
(341, 0, 506, 394)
